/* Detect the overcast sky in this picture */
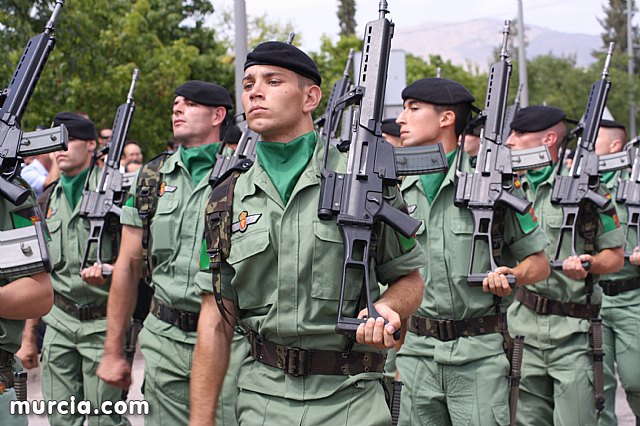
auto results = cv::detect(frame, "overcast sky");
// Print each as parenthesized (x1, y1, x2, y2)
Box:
(215, 0, 618, 52)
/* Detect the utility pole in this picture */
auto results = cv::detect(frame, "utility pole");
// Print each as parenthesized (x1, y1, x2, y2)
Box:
(628, 0, 636, 136)
(234, 0, 248, 114)
(517, 0, 529, 107)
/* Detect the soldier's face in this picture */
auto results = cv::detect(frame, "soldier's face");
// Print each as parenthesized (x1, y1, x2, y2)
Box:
(172, 96, 220, 145)
(54, 138, 95, 176)
(241, 65, 309, 142)
(396, 100, 442, 147)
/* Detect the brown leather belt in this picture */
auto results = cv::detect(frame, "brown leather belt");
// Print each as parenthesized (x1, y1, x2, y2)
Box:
(516, 287, 600, 319)
(247, 330, 386, 377)
(150, 297, 199, 332)
(54, 292, 106, 321)
(600, 279, 640, 297)
(408, 313, 506, 341)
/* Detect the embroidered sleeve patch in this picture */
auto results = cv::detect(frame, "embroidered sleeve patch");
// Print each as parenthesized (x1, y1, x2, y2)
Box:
(516, 207, 539, 235)
(398, 233, 417, 252)
(11, 206, 40, 229)
(599, 207, 620, 233)
(199, 238, 210, 271)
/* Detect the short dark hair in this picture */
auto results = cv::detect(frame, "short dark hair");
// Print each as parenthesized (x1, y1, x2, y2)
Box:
(433, 103, 472, 137)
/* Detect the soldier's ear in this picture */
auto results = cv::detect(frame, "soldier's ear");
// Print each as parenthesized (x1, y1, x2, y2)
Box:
(87, 140, 97, 153)
(440, 110, 455, 128)
(302, 85, 322, 114)
(211, 107, 227, 128)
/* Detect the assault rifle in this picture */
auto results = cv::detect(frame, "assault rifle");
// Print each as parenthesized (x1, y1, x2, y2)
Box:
(455, 21, 551, 286)
(318, 1, 447, 339)
(616, 137, 640, 257)
(79, 69, 139, 273)
(315, 49, 355, 146)
(550, 43, 630, 268)
(0, 1, 67, 279)
(0, 0, 68, 206)
(501, 83, 523, 142)
(209, 114, 258, 188)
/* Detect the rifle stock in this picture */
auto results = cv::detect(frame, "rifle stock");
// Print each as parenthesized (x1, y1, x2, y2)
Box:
(79, 69, 139, 273)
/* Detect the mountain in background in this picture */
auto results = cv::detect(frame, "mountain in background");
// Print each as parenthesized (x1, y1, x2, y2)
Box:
(392, 19, 602, 72)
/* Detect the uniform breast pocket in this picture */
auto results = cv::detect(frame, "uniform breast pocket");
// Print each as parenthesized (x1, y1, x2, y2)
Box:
(544, 214, 564, 257)
(149, 196, 179, 259)
(46, 219, 64, 269)
(311, 221, 360, 301)
(227, 229, 272, 310)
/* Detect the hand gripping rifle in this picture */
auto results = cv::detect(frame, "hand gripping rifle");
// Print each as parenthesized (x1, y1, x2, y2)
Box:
(616, 137, 640, 257)
(0, 1, 67, 279)
(318, 1, 447, 339)
(79, 69, 139, 274)
(455, 21, 551, 286)
(550, 43, 630, 269)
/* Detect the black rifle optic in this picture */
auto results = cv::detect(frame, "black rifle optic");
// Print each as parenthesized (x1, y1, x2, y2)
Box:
(455, 21, 551, 287)
(209, 114, 258, 188)
(315, 49, 355, 147)
(0, 0, 67, 206)
(616, 137, 640, 258)
(79, 69, 139, 274)
(550, 43, 630, 269)
(318, 1, 448, 340)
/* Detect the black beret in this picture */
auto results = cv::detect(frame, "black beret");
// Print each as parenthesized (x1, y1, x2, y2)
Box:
(402, 78, 475, 105)
(510, 106, 566, 132)
(600, 119, 626, 130)
(53, 112, 96, 141)
(244, 41, 321, 85)
(175, 80, 233, 109)
(381, 118, 401, 137)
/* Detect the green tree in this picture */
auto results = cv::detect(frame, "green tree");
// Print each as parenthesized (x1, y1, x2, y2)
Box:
(597, 0, 640, 69)
(337, 0, 356, 37)
(0, 0, 233, 157)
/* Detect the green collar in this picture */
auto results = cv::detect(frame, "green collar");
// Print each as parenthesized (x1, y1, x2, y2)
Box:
(526, 165, 555, 193)
(601, 170, 617, 185)
(60, 167, 90, 210)
(179, 143, 220, 186)
(419, 148, 458, 204)
(255, 131, 317, 204)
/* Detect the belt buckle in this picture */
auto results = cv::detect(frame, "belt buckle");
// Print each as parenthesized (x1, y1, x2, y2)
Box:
(437, 320, 456, 341)
(283, 346, 310, 377)
(534, 295, 549, 314)
(76, 304, 92, 321)
(178, 311, 193, 331)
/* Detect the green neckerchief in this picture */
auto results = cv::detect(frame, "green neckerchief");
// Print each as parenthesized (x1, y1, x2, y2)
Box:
(419, 148, 458, 204)
(601, 170, 616, 185)
(60, 167, 90, 210)
(526, 165, 554, 193)
(256, 131, 316, 204)
(180, 143, 220, 186)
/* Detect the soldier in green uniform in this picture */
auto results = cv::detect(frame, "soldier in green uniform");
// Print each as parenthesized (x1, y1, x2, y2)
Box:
(0, 180, 53, 426)
(96, 81, 242, 425)
(506, 106, 624, 426)
(595, 119, 640, 425)
(18, 112, 129, 425)
(190, 41, 426, 426)
(393, 78, 551, 425)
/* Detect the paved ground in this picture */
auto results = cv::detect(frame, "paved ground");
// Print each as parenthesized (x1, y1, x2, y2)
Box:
(22, 348, 636, 425)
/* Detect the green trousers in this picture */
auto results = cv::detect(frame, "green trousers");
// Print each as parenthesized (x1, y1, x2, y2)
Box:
(396, 353, 510, 426)
(236, 379, 390, 426)
(41, 323, 129, 426)
(517, 333, 596, 426)
(599, 303, 640, 426)
(138, 328, 245, 426)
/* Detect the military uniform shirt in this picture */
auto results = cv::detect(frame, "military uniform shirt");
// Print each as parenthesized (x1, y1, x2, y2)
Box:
(398, 151, 549, 364)
(600, 170, 640, 309)
(44, 168, 117, 333)
(121, 146, 216, 344)
(0, 178, 40, 354)
(199, 136, 426, 400)
(508, 166, 624, 348)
